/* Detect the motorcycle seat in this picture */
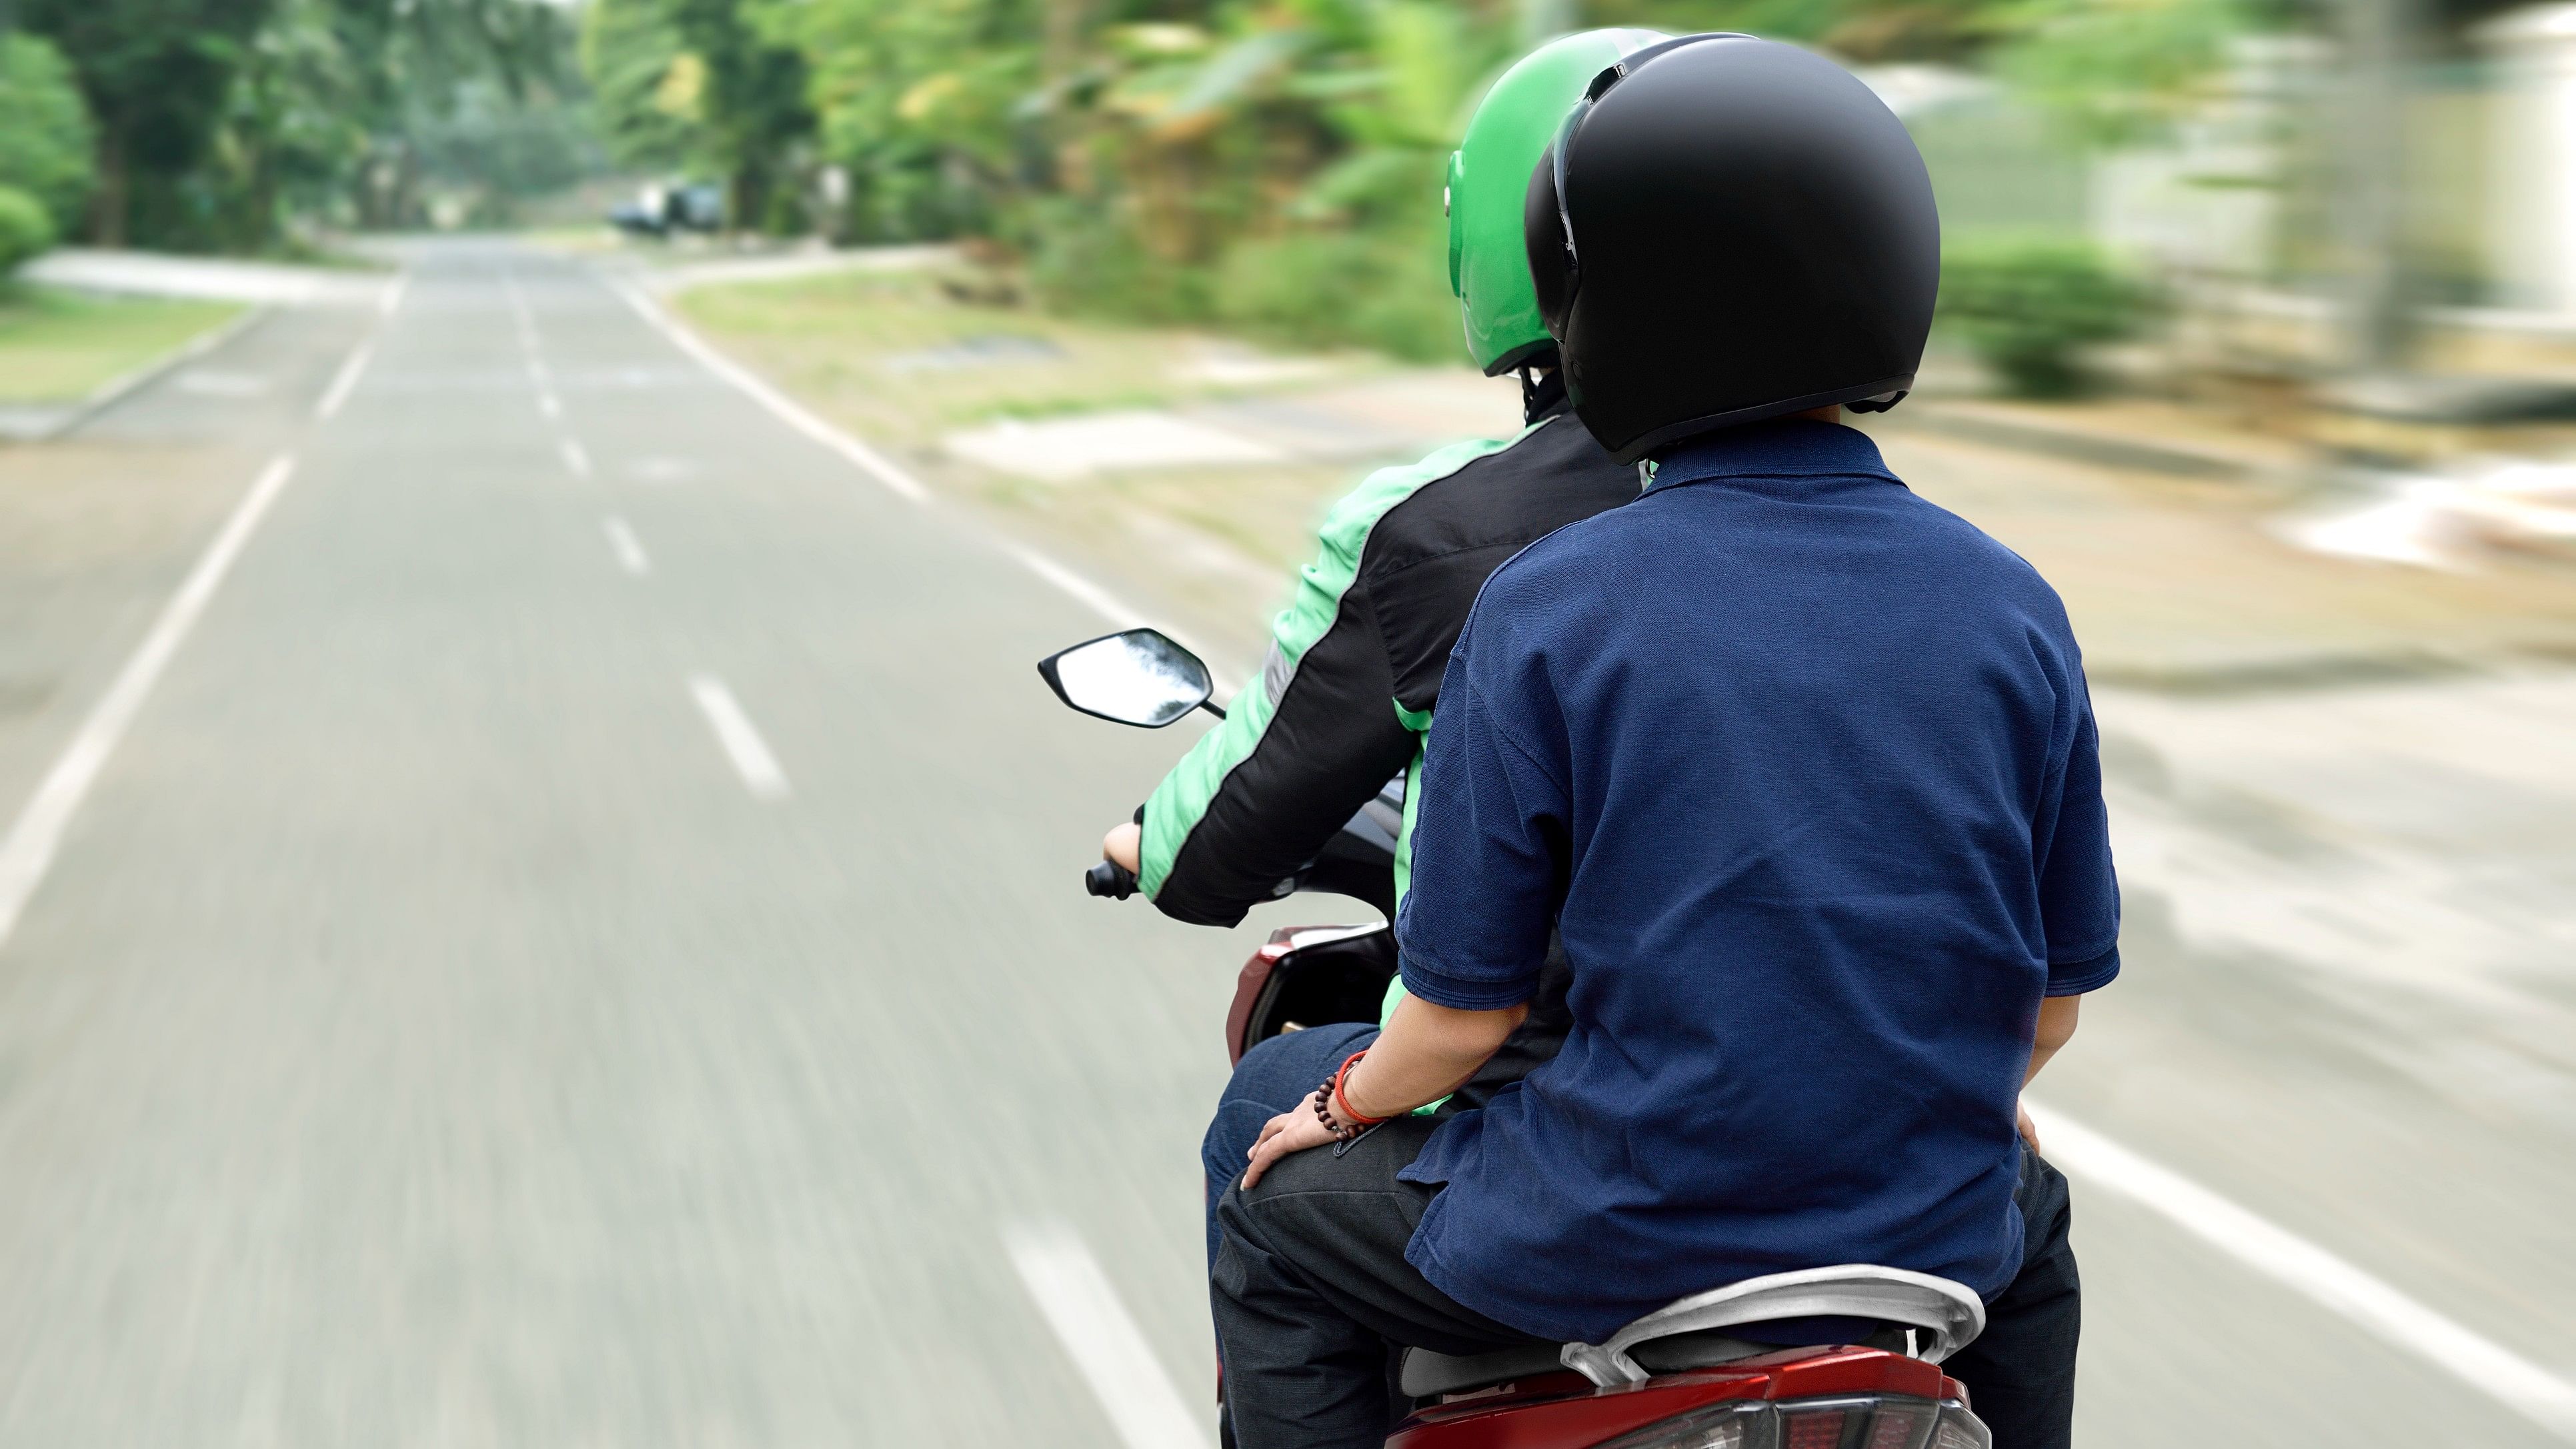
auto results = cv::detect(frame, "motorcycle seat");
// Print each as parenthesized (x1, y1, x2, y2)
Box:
(1397, 1264, 1985, 1399)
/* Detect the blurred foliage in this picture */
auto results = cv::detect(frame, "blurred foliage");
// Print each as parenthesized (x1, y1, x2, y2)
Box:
(583, 0, 709, 173)
(1995, 0, 2257, 148)
(0, 36, 99, 233)
(9, 0, 2271, 362)
(676, 0, 2257, 359)
(18, 0, 593, 248)
(585, 0, 814, 229)
(0, 189, 59, 276)
(1940, 235, 2155, 395)
(16, 0, 272, 246)
(412, 80, 609, 226)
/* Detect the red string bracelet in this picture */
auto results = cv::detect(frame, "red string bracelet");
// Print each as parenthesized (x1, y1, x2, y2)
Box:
(1330, 1050, 1394, 1128)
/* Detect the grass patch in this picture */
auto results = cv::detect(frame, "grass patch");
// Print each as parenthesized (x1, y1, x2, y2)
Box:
(671, 268, 1386, 448)
(0, 284, 245, 403)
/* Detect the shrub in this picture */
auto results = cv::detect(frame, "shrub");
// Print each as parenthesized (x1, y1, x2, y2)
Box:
(1939, 237, 2153, 397)
(0, 35, 97, 233)
(0, 187, 58, 277)
(1025, 197, 1216, 325)
(1216, 227, 1461, 364)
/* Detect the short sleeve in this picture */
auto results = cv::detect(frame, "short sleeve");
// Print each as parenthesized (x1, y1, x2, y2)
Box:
(1394, 651, 1568, 1011)
(2036, 671, 2121, 996)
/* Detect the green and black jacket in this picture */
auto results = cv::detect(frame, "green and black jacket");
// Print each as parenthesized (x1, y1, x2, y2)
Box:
(1140, 397, 1640, 928)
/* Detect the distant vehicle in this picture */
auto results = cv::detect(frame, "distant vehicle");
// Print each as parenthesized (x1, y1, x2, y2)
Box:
(607, 183, 728, 238)
(1036, 626, 2000, 1449)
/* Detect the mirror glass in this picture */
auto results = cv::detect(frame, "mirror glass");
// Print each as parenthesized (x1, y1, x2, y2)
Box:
(1046, 629, 1212, 728)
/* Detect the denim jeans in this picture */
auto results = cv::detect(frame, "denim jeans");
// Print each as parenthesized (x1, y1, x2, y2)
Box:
(1200, 1022, 1377, 1274)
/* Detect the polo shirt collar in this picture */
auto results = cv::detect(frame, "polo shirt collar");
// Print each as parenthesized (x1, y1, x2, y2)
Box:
(1645, 419, 1894, 492)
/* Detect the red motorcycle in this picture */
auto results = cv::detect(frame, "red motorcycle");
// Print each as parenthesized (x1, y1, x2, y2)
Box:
(1040, 628, 1997, 1449)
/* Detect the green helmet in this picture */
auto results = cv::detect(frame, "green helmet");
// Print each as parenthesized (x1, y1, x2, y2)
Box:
(1448, 29, 1670, 375)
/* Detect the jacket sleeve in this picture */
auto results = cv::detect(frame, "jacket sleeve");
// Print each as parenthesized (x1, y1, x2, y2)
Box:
(1140, 579, 1418, 927)
(1137, 473, 1468, 926)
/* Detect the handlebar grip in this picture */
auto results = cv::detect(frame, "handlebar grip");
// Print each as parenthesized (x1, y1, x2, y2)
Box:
(1085, 861, 1140, 900)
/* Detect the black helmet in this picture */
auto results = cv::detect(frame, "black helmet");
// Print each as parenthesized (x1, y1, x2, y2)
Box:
(1524, 35, 1940, 463)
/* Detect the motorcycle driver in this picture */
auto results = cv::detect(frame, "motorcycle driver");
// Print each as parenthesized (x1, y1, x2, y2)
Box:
(1212, 35, 2109, 1449)
(1093, 30, 1669, 1180)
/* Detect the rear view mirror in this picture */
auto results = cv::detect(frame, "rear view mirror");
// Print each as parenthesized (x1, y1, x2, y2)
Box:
(1038, 629, 1217, 728)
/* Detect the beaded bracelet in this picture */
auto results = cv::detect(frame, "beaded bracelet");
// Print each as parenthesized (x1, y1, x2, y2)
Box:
(1310, 1082, 1356, 1142)
(1309, 1049, 1392, 1144)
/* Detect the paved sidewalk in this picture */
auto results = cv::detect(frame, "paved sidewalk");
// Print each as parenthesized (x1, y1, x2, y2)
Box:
(23, 249, 386, 307)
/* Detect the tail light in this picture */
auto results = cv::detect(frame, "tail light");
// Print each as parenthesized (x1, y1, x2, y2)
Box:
(1590, 1395, 1987, 1449)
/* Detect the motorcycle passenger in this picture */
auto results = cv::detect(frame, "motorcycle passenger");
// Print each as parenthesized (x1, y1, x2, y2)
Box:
(1211, 36, 2113, 1449)
(1086, 29, 1668, 1251)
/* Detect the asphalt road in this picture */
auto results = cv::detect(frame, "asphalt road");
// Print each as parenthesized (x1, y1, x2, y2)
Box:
(0, 236, 2568, 1446)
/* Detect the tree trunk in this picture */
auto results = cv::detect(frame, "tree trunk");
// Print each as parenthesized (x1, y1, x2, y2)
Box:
(91, 122, 129, 249)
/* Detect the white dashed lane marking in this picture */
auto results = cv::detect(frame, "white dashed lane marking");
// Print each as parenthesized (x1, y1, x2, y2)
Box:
(686, 676, 788, 800)
(603, 516, 650, 577)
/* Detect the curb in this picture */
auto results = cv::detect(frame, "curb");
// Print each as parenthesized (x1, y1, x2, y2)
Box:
(14, 303, 274, 443)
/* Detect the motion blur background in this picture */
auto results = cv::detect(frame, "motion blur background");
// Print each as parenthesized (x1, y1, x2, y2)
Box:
(3, 0, 2575, 1443)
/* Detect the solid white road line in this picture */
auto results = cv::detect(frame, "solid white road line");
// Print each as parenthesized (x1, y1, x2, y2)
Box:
(0, 454, 297, 951)
(559, 439, 592, 479)
(603, 276, 1240, 678)
(379, 273, 407, 317)
(994, 543, 1240, 693)
(686, 676, 788, 800)
(1004, 1222, 1212, 1449)
(603, 516, 651, 576)
(997, 541, 1152, 631)
(609, 279, 930, 504)
(2027, 1100, 2576, 1440)
(313, 340, 373, 421)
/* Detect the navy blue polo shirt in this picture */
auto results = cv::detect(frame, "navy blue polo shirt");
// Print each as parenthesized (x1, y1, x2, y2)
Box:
(1392, 419, 2119, 1346)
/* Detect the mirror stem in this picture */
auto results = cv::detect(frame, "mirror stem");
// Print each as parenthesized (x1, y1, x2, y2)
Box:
(1198, 699, 1228, 721)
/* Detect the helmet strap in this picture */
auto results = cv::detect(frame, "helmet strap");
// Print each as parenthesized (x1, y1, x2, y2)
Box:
(1519, 365, 1568, 423)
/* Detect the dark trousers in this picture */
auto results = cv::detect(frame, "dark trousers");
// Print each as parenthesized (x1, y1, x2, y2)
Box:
(1211, 1117, 1537, 1449)
(1206, 1063, 2081, 1449)
(1945, 1148, 2081, 1448)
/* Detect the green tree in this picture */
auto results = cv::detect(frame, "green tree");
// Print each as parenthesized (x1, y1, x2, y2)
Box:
(583, 0, 709, 173)
(19, 0, 276, 245)
(583, 0, 815, 229)
(0, 34, 99, 231)
(412, 76, 604, 220)
(192, 0, 371, 249)
(668, 0, 814, 229)
(0, 187, 59, 275)
(751, 0, 1036, 240)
